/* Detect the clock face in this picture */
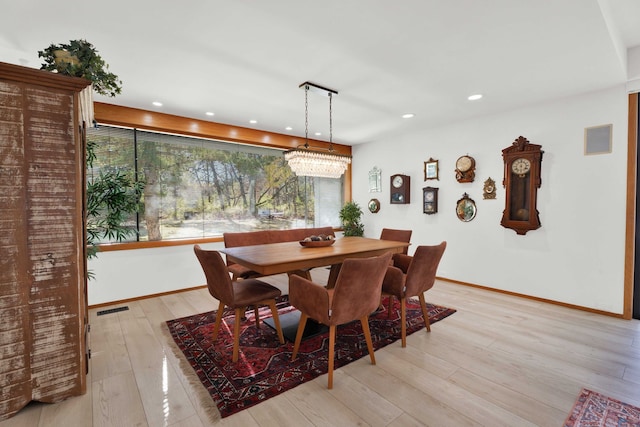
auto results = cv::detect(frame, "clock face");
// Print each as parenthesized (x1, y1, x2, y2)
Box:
(456, 156, 473, 172)
(511, 158, 531, 175)
(392, 175, 404, 188)
(425, 191, 434, 202)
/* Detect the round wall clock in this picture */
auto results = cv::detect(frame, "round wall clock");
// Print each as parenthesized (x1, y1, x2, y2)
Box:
(455, 155, 476, 183)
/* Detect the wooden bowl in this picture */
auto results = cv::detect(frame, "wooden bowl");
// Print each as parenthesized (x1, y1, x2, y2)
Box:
(299, 239, 336, 248)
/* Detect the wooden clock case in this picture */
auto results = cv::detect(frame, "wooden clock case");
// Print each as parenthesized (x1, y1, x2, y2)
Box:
(390, 174, 410, 204)
(500, 136, 543, 235)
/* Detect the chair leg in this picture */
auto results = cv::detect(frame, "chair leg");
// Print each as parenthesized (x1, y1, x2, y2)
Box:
(254, 306, 260, 328)
(212, 301, 225, 341)
(388, 295, 394, 318)
(232, 308, 242, 362)
(400, 297, 407, 347)
(328, 324, 336, 389)
(267, 300, 285, 344)
(418, 293, 431, 332)
(291, 312, 308, 360)
(360, 316, 376, 366)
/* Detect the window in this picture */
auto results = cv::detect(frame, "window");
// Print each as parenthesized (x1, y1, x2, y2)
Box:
(87, 125, 344, 243)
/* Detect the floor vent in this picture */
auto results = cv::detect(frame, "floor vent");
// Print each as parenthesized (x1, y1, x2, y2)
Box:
(97, 306, 129, 316)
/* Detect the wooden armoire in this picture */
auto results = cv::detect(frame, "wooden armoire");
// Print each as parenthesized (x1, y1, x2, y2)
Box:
(0, 62, 90, 420)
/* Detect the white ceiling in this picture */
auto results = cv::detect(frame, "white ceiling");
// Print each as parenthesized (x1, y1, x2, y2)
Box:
(2, 0, 640, 146)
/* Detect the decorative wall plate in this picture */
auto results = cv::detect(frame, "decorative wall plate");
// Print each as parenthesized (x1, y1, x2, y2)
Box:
(368, 198, 380, 213)
(456, 192, 477, 222)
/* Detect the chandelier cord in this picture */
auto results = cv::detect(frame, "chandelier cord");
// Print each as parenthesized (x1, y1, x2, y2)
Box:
(329, 92, 333, 152)
(304, 84, 309, 149)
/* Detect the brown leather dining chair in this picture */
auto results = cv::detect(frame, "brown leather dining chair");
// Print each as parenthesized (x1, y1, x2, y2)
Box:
(379, 228, 413, 273)
(289, 252, 392, 389)
(382, 242, 447, 347)
(193, 245, 285, 362)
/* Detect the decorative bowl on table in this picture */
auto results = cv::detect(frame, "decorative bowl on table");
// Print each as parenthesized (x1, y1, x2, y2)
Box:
(299, 234, 335, 247)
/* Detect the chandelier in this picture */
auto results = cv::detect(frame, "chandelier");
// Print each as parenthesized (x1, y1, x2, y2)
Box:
(284, 82, 352, 179)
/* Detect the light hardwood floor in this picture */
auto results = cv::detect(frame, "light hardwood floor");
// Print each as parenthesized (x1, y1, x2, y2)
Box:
(2, 269, 640, 427)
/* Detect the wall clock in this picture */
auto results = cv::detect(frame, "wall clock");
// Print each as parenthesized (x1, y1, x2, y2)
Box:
(500, 136, 543, 235)
(390, 174, 410, 204)
(455, 154, 476, 183)
(423, 187, 438, 214)
(483, 177, 497, 200)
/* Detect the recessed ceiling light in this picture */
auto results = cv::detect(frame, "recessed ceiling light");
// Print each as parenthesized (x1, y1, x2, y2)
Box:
(314, 132, 322, 136)
(285, 126, 293, 131)
(402, 113, 415, 119)
(249, 119, 257, 124)
(152, 101, 163, 107)
(468, 94, 483, 101)
(205, 112, 214, 116)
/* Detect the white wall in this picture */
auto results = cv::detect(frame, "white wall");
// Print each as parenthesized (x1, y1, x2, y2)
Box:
(89, 85, 629, 314)
(354, 85, 628, 314)
(88, 241, 223, 306)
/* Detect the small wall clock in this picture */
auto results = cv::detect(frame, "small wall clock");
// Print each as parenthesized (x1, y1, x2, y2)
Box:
(483, 177, 497, 200)
(423, 187, 438, 214)
(500, 136, 543, 235)
(455, 154, 476, 183)
(390, 174, 410, 204)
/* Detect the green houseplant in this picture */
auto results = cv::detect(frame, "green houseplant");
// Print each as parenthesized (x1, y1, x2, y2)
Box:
(38, 39, 123, 97)
(38, 39, 137, 277)
(339, 201, 364, 237)
(85, 140, 143, 277)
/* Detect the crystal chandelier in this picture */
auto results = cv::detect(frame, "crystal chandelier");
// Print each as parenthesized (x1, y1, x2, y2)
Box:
(284, 82, 352, 179)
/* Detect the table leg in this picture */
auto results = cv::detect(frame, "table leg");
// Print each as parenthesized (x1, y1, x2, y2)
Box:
(327, 263, 342, 289)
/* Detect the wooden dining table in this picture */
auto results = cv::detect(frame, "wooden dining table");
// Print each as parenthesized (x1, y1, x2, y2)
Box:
(220, 236, 410, 288)
(220, 236, 410, 341)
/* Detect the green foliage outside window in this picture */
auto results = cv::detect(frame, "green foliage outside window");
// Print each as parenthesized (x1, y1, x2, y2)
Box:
(86, 125, 343, 243)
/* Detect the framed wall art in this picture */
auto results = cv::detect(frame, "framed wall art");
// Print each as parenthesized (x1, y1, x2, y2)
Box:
(424, 158, 439, 180)
(369, 166, 382, 192)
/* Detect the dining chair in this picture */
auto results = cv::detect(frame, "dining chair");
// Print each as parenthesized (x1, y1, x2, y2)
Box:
(379, 228, 413, 273)
(289, 252, 392, 389)
(193, 245, 285, 362)
(382, 242, 447, 347)
(379, 228, 412, 254)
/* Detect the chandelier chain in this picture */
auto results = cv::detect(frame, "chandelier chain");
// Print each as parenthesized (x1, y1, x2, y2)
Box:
(304, 84, 309, 148)
(329, 93, 333, 150)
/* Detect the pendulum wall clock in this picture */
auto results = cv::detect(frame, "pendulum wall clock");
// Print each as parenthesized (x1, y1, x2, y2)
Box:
(390, 174, 410, 204)
(500, 136, 543, 235)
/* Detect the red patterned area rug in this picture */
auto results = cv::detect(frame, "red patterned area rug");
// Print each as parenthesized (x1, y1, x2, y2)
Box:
(166, 295, 455, 418)
(564, 388, 640, 427)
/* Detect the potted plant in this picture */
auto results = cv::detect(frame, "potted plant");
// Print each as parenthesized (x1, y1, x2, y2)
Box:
(339, 201, 364, 237)
(38, 39, 122, 97)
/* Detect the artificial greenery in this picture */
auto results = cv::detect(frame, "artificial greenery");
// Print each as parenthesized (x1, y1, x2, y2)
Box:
(339, 201, 364, 237)
(38, 39, 122, 97)
(86, 140, 143, 277)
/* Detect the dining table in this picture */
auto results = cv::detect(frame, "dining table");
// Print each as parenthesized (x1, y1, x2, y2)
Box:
(220, 236, 410, 341)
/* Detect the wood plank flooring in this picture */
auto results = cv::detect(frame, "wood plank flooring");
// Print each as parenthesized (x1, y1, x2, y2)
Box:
(2, 269, 639, 427)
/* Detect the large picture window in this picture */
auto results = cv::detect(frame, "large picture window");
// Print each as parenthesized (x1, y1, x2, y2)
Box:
(87, 125, 344, 243)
